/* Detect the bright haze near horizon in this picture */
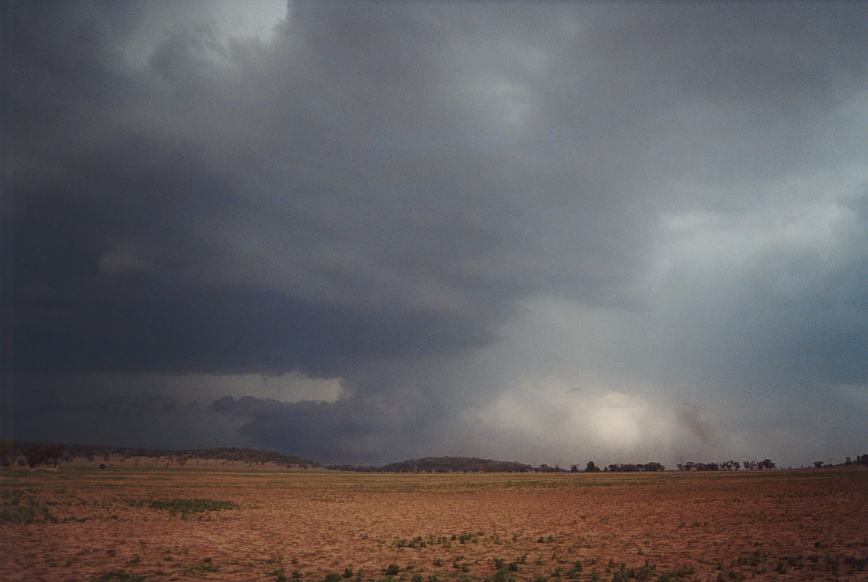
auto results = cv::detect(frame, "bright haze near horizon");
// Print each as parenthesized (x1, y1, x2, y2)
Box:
(3, 0, 867, 468)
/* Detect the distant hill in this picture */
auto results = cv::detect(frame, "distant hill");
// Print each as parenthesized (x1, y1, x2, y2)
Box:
(4, 440, 318, 469)
(379, 456, 534, 473)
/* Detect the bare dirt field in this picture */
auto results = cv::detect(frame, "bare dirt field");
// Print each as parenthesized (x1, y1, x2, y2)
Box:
(1, 468, 866, 581)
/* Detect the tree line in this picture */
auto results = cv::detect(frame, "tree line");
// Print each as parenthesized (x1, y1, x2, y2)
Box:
(675, 459, 774, 471)
(569, 459, 779, 472)
(814, 454, 868, 468)
(0, 439, 318, 469)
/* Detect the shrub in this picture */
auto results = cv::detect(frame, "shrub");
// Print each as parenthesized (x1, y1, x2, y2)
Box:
(383, 564, 400, 576)
(200, 557, 219, 572)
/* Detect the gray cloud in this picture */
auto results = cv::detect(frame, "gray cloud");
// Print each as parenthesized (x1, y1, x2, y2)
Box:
(5, 1, 868, 466)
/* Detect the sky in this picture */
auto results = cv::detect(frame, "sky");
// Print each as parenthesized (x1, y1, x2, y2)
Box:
(3, 0, 867, 467)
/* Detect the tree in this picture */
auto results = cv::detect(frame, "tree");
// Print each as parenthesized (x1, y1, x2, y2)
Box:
(24, 444, 64, 468)
(570, 464, 579, 473)
(585, 461, 600, 472)
(0, 438, 12, 467)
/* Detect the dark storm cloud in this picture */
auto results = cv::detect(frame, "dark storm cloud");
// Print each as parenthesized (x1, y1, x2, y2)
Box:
(6, 1, 868, 464)
(56, 393, 178, 416)
(209, 392, 443, 465)
(7, 1, 542, 376)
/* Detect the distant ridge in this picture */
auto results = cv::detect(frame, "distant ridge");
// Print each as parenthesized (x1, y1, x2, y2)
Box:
(379, 456, 534, 473)
(5, 440, 318, 468)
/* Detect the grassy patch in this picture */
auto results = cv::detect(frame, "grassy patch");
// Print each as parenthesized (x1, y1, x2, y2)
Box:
(656, 565, 696, 581)
(0, 489, 57, 524)
(139, 498, 238, 515)
(92, 571, 147, 582)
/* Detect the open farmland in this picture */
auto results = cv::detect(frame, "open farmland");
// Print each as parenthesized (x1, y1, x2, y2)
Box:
(1, 468, 866, 581)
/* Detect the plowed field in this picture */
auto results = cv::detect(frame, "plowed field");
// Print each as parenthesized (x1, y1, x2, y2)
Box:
(1, 469, 866, 581)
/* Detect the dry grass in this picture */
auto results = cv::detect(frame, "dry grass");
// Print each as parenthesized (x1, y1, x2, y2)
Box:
(0, 467, 866, 581)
